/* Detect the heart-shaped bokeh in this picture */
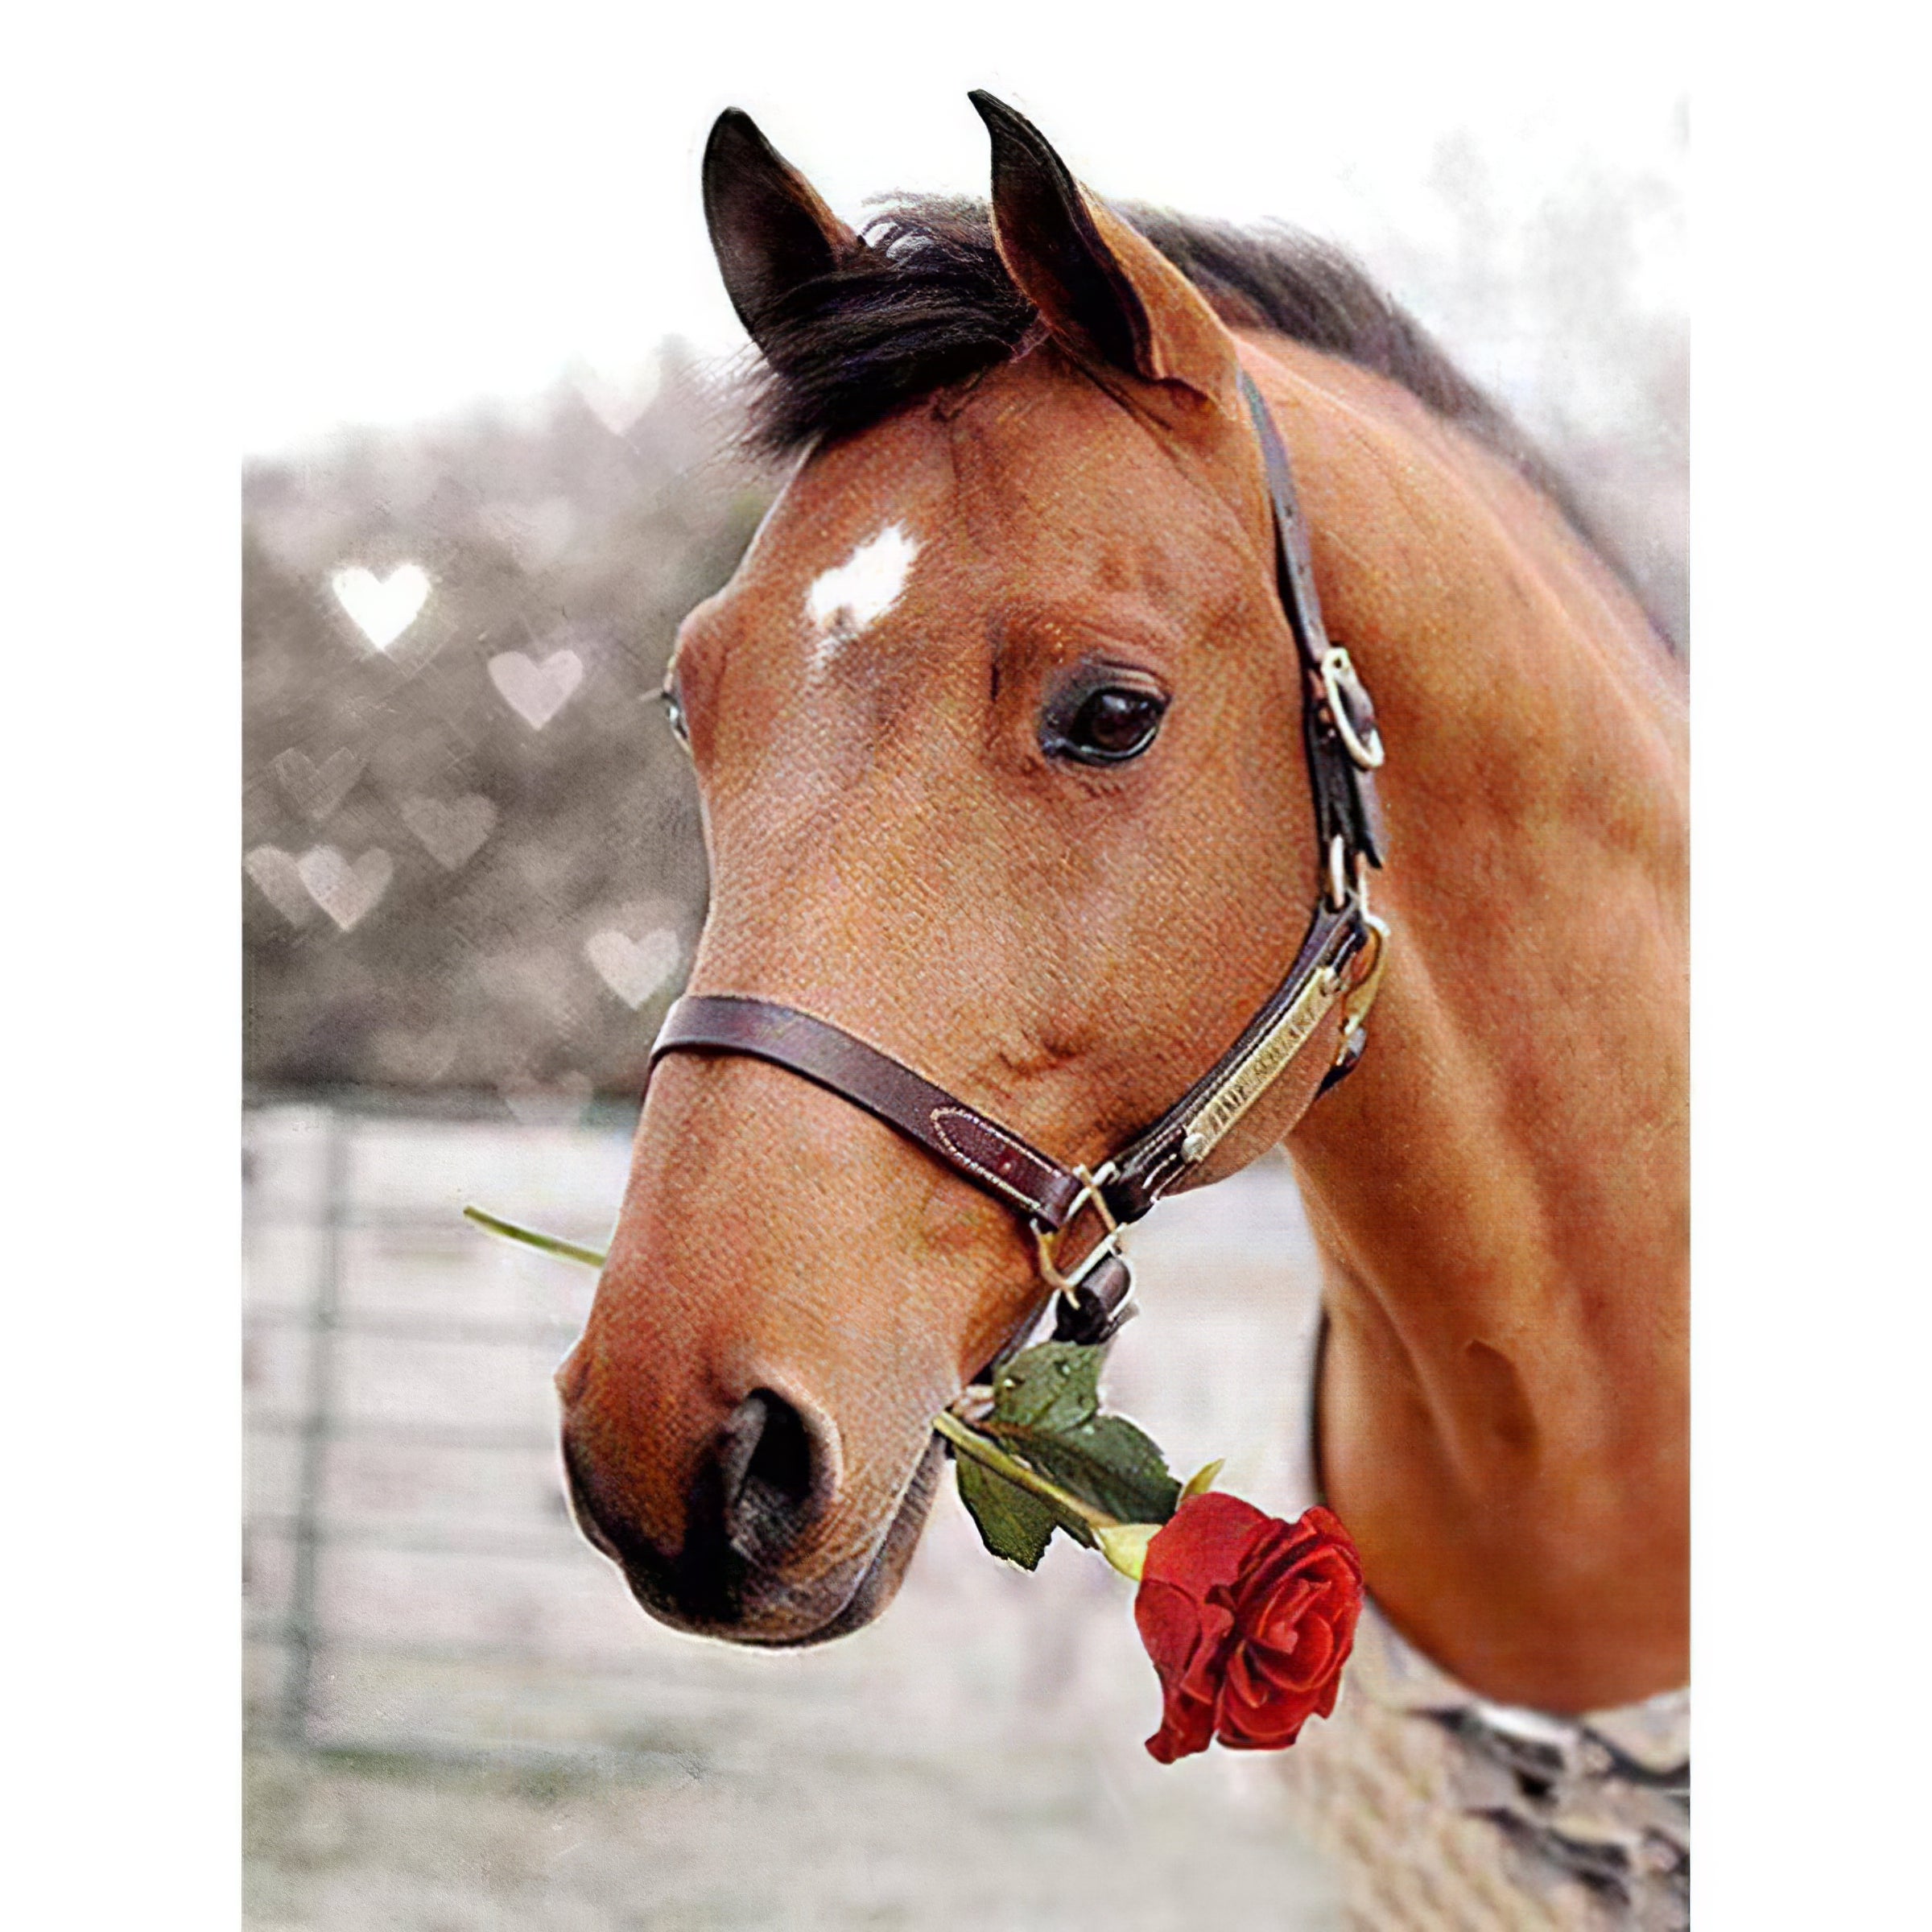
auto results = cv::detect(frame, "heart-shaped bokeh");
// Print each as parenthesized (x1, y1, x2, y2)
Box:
(272, 746, 365, 824)
(245, 845, 313, 927)
(332, 564, 431, 651)
(489, 649, 584, 729)
(584, 927, 682, 1009)
(400, 793, 497, 871)
(298, 845, 395, 931)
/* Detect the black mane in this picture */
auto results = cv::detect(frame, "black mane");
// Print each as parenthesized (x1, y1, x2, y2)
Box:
(745, 195, 1571, 517)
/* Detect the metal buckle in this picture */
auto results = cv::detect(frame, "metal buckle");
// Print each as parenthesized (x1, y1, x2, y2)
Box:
(1320, 647, 1385, 771)
(1326, 836, 1375, 919)
(1326, 834, 1352, 911)
(1337, 913, 1391, 1043)
(1320, 910, 1393, 1088)
(1032, 1162, 1125, 1296)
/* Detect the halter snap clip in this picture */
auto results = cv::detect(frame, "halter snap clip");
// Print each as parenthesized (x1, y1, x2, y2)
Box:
(1031, 1161, 1126, 1298)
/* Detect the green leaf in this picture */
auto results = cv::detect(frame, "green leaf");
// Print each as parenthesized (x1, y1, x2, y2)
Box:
(955, 1454, 1059, 1569)
(983, 1342, 1183, 1529)
(989, 1342, 1105, 1434)
(990, 1414, 1181, 1530)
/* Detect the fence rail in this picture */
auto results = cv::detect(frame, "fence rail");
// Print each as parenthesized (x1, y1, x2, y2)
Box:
(243, 1098, 646, 1760)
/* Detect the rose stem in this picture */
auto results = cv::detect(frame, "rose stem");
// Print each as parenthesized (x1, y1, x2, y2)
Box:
(463, 1205, 607, 1270)
(931, 1410, 1121, 1534)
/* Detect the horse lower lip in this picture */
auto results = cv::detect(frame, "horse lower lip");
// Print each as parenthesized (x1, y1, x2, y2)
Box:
(576, 1430, 944, 1648)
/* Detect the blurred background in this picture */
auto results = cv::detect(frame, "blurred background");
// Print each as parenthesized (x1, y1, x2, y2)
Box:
(242, 9, 1685, 1927)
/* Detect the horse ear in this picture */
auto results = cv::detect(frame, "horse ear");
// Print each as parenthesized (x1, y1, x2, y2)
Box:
(702, 109, 869, 349)
(968, 92, 1235, 408)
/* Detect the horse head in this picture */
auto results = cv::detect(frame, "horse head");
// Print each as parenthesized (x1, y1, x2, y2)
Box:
(554, 97, 1349, 1643)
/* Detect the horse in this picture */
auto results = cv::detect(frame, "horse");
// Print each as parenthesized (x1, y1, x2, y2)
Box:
(555, 93, 1686, 1765)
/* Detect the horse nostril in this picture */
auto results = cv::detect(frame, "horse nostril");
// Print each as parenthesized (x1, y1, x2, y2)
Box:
(563, 1390, 835, 1629)
(714, 1389, 823, 1562)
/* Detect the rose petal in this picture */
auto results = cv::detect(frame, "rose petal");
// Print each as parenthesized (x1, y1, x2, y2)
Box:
(1243, 1630, 1317, 1698)
(1218, 1695, 1317, 1751)
(1146, 1686, 1217, 1763)
(1137, 1581, 1237, 1753)
(1231, 1534, 1328, 1614)
(1224, 1641, 1273, 1715)
(1239, 1532, 1355, 1610)
(1134, 1580, 1205, 1682)
(1245, 1576, 1319, 1649)
(1262, 1612, 1335, 1692)
(1216, 1652, 1320, 1746)
(1299, 1506, 1353, 1544)
(1141, 1493, 1273, 1601)
(1239, 1514, 1360, 1602)
(1177, 1601, 1237, 1706)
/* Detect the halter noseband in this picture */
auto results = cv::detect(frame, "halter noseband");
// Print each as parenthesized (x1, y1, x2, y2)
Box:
(650, 372, 1389, 1351)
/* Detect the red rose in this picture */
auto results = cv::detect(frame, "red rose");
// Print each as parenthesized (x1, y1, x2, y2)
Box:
(1133, 1493, 1364, 1763)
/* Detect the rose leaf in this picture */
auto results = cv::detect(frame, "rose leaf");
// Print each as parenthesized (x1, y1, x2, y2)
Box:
(954, 1453, 1061, 1569)
(994, 1414, 1183, 1528)
(988, 1341, 1106, 1435)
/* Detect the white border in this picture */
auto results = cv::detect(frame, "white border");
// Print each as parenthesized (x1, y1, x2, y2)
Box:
(9, 2, 1926, 1923)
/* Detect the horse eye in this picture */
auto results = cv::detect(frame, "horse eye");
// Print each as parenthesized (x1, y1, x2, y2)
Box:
(1044, 684, 1168, 765)
(659, 682, 690, 752)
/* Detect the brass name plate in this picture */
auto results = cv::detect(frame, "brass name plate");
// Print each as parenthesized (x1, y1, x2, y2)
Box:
(1179, 964, 1340, 1166)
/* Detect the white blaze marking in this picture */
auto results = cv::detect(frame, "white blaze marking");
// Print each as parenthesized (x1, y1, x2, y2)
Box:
(804, 522, 920, 663)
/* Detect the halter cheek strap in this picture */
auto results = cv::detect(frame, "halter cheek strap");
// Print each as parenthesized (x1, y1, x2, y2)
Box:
(650, 371, 1389, 1348)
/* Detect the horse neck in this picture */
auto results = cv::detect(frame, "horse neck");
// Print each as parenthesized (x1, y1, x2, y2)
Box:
(1239, 336, 1689, 1707)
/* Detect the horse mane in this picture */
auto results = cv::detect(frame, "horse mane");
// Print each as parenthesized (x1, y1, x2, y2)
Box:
(744, 194, 1617, 601)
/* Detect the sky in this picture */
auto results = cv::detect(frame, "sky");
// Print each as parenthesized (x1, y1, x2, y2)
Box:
(239, 0, 1685, 456)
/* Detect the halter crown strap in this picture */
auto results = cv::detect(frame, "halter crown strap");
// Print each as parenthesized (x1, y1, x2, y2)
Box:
(650, 372, 1389, 1348)
(1237, 368, 1387, 871)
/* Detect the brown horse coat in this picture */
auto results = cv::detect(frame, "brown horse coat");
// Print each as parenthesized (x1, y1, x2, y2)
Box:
(556, 101, 1686, 1716)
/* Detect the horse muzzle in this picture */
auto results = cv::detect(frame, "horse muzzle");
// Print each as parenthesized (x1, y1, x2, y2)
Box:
(557, 1360, 945, 1645)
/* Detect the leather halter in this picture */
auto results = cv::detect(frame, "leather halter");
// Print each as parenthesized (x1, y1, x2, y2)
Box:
(650, 371, 1389, 1350)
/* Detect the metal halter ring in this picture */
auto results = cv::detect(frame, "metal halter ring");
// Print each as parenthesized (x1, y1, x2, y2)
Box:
(1320, 647, 1385, 771)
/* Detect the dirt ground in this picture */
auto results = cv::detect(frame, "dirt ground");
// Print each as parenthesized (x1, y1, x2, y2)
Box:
(245, 1733, 1339, 1931)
